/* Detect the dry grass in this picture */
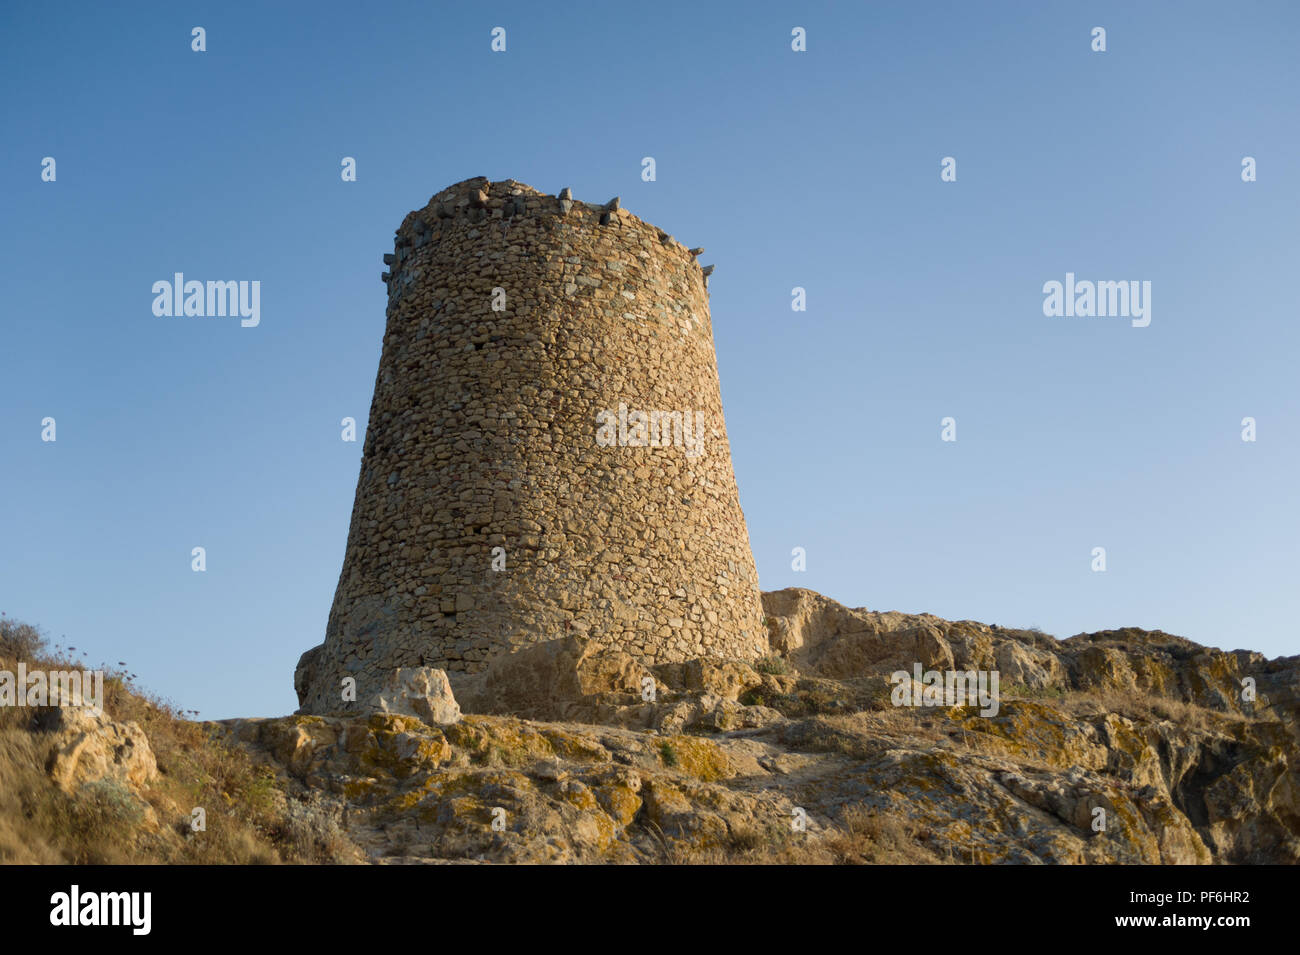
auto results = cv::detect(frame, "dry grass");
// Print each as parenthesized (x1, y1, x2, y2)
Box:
(820, 804, 945, 864)
(0, 616, 359, 864)
(643, 803, 944, 865)
(774, 710, 941, 763)
(1062, 685, 1235, 731)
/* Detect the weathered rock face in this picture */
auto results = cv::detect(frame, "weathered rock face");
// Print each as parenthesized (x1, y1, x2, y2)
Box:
(218, 590, 1300, 864)
(761, 587, 1295, 725)
(451, 635, 650, 721)
(364, 668, 462, 727)
(36, 706, 158, 795)
(756, 588, 1300, 864)
(216, 711, 804, 864)
(297, 178, 765, 714)
(11, 589, 1284, 865)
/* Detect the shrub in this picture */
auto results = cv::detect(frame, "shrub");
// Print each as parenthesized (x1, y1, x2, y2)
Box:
(0, 617, 46, 661)
(658, 741, 678, 767)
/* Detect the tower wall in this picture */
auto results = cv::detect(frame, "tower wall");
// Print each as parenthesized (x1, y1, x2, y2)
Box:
(297, 177, 765, 713)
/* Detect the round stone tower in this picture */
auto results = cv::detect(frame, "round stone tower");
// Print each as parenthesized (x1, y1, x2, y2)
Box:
(295, 177, 765, 713)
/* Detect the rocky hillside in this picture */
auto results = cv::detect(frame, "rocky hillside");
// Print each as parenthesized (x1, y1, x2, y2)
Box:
(3, 590, 1297, 864)
(0, 617, 360, 864)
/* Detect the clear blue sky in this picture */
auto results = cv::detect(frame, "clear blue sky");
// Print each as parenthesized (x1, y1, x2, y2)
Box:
(3, 2, 1297, 719)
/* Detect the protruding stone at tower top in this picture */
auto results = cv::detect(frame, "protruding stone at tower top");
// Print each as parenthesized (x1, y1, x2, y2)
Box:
(295, 178, 765, 714)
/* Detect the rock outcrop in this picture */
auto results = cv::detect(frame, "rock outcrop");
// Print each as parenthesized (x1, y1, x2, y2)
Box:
(36, 706, 158, 795)
(364, 668, 462, 727)
(8, 590, 1295, 864)
(218, 589, 1300, 863)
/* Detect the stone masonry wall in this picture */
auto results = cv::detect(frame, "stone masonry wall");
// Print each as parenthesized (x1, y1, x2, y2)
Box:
(296, 177, 766, 714)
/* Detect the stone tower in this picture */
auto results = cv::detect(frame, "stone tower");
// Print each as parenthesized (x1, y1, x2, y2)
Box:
(295, 177, 765, 714)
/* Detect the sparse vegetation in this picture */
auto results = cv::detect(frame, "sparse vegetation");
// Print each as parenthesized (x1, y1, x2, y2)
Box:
(0, 616, 359, 864)
(1066, 686, 1224, 731)
(658, 740, 679, 768)
(754, 655, 788, 676)
(1003, 682, 1066, 701)
(821, 805, 943, 864)
(755, 677, 877, 718)
(645, 801, 944, 865)
(1, 589, 1292, 866)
